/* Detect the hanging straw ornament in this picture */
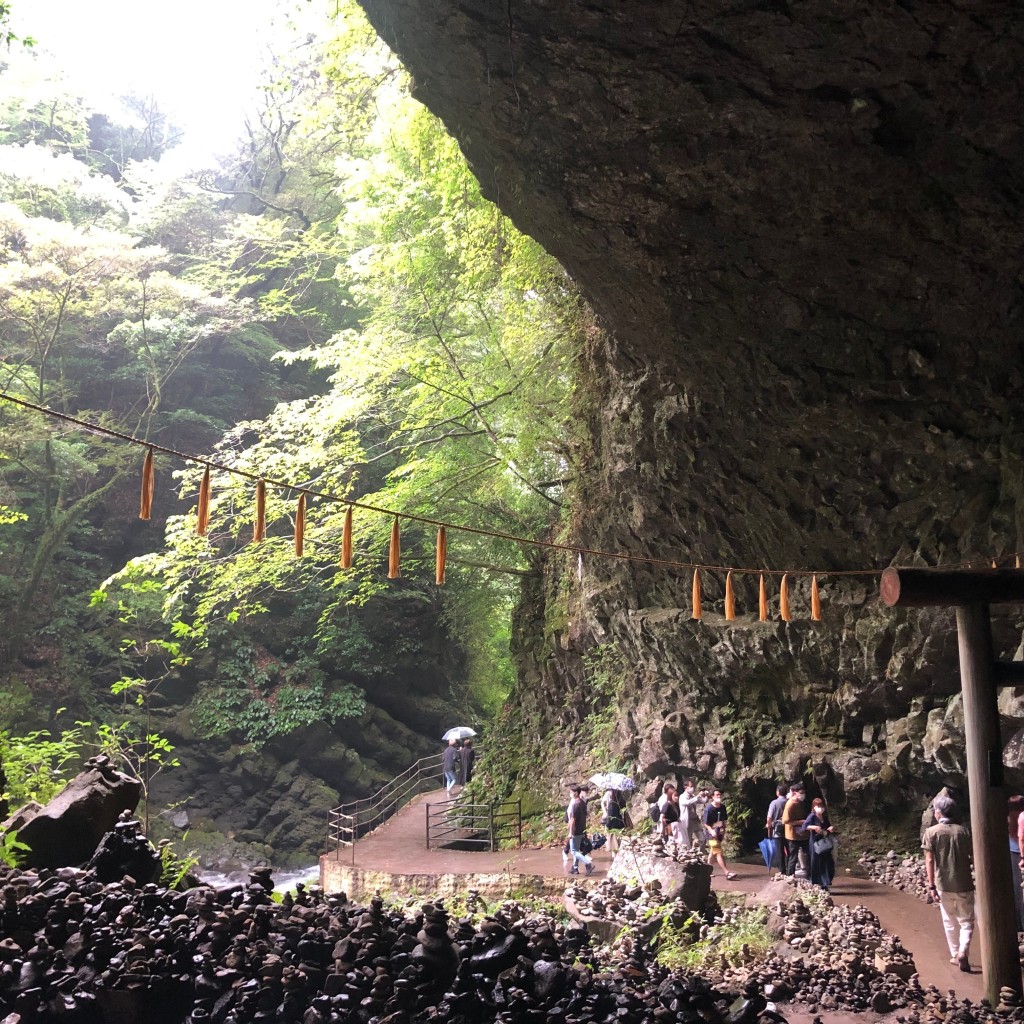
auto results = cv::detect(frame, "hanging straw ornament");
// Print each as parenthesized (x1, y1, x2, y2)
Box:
(759, 573, 768, 621)
(294, 493, 306, 557)
(436, 526, 447, 585)
(691, 568, 703, 620)
(779, 573, 791, 622)
(196, 466, 211, 537)
(253, 479, 266, 542)
(139, 448, 155, 520)
(992, 559, 998, 569)
(1018, 555, 1022, 570)
(388, 517, 401, 579)
(341, 507, 353, 568)
(724, 570, 736, 620)
(811, 574, 822, 621)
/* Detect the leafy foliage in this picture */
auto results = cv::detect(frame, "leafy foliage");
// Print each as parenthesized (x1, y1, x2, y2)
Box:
(0, 716, 85, 806)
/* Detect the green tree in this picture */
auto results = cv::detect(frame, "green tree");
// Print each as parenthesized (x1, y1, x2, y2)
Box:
(106, 10, 582, 734)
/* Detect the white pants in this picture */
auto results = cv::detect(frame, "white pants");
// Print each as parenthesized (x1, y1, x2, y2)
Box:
(938, 890, 975, 958)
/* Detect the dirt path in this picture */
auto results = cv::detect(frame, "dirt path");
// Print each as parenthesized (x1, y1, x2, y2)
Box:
(342, 789, 988, 1005)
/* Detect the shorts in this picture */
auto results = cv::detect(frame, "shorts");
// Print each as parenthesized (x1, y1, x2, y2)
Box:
(709, 839, 722, 852)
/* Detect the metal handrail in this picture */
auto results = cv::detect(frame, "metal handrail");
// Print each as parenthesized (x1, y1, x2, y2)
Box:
(329, 750, 483, 864)
(425, 797, 522, 852)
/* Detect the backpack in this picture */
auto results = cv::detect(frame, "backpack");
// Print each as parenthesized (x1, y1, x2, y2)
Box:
(649, 802, 660, 823)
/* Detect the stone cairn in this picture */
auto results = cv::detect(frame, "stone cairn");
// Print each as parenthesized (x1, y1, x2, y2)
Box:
(858, 850, 934, 903)
(0, 862, 784, 1024)
(3, 860, 1023, 1024)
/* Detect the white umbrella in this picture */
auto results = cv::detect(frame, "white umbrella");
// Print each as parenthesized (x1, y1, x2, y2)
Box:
(589, 771, 635, 792)
(442, 726, 477, 741)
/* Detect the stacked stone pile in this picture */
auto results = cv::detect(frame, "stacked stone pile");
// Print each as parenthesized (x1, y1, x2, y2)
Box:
(858, 851, 934, 903)
(0, 862, 788, 1024)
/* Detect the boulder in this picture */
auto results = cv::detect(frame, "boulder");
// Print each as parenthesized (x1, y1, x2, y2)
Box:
(3, 755, 142, 868)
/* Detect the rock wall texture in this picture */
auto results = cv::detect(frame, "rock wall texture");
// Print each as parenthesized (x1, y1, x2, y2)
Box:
(357, 0, 1024, 840)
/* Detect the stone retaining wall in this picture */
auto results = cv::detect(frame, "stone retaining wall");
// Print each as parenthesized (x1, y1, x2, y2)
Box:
(319, 853, 568, 902)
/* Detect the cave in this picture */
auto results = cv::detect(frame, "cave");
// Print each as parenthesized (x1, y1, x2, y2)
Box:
(355, 0, 1024, 820)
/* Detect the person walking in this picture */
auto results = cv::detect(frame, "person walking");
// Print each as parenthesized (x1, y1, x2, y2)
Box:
(657, 783, 680, 839)
(600, 788, 625, 851)
(1008, 795, 1024, 932)
(703, 790, 737, 879)
(765, 783, 788, 870)
(923, 794, 975, 973)
(442, 738, 459, 792)
(781, 785, 807, 876)
(680, 779, 706, 848)
(460, 739, 476, 785)
(567, 785, 595, 875)
(803, 796, 836, 890)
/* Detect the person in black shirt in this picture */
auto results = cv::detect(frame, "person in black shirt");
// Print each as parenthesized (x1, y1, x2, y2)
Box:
(703, 790, 738, 880)
(566, 785, 595, 875)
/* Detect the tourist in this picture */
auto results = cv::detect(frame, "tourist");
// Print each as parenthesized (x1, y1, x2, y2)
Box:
(442, 738, 459, 792)
(679, 779, 706, 848)
(460, 739, 476, 785)
(600, 788, 625, 852)
(923, 794, 975, 973)
(1008, 794, 1024, 931)
(781, 785, 807, 876)
(567, 785, 595, 875)
(703, 790, 737, 879)
(765, 782, 788, 870)
(803, 796, 836, 890)
(657, 783, 681, 839)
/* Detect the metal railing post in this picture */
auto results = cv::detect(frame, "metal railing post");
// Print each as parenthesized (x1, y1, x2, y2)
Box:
(425, 802, 431, 850)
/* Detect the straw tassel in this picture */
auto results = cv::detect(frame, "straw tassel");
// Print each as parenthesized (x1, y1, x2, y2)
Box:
(388, 517, 401, 579)
(811, 574, 822, 621)
(294, 493, 306, 557)
(779, 573, 791, 622)
(758, 573, 768, 621)
(992, 559, 998, 569)
(691, 568, 702, 620)
(139, 448, 155, 520)
(724, 571, 736, 620)
(253, 479, 266, 542)
(1017, 555, 1022, 570)
(435, 526, 447, 585)
(196, 466, 211, 536)
(341, 507, 353, 568)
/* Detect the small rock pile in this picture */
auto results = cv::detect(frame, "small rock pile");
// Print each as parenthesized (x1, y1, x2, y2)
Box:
(0, 864, 789, 1024)
(858, 850, 934, 903)
(629, 833, 710, 866)
(569, 865, 927, 1017)
(733, 890, 923, 1014)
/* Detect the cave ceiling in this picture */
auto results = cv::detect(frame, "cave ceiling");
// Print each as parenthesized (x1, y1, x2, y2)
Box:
(355, 0, 1024, 797)
(357, 0, 1024, 574)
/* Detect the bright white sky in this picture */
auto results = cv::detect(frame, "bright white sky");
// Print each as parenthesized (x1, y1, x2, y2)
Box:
(11, 0, 303, 169)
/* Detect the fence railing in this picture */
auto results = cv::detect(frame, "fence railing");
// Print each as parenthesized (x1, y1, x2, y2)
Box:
(328, 752, 443, 864)
(425, 796, 522, 852)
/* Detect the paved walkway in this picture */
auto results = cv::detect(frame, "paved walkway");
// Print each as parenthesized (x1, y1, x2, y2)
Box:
(341, 788, 986, 1002)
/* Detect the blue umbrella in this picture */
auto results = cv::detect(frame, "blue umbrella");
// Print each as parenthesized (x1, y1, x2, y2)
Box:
(758, 836, 781, 872)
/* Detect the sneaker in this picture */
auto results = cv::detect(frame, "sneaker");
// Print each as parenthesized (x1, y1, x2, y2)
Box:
(569, 867, 578, 875)
(585, 862, 595, 875)
(949, 957, 959, 965)
(958, 954, 970, 973)
(726, 872, 737, 880)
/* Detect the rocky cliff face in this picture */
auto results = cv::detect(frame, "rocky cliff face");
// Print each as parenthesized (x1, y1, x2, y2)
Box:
(358, 0, 1024, 840)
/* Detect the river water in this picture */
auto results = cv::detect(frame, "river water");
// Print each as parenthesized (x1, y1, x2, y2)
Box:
(196, 864, 320, 892)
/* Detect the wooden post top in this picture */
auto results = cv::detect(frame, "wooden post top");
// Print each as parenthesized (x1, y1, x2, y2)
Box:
(881, 566, 1024, 608)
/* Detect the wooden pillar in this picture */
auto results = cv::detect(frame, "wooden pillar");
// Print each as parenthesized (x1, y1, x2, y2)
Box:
(956, 602, 1020, 1004)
